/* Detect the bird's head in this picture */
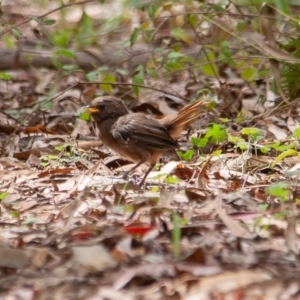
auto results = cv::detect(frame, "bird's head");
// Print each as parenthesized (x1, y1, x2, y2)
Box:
(84, 96, 129, 123)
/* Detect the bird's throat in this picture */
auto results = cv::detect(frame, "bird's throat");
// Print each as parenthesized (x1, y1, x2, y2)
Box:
(94, 111, 127, 125)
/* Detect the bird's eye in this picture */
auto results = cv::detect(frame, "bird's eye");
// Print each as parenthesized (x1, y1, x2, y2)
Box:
(98, 103, 105, 109)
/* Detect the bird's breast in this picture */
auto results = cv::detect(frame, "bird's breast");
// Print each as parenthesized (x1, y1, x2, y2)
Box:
(98, 119, 151, 163)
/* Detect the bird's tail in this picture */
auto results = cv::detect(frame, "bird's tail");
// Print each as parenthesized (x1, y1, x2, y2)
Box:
(160, 99, 207, 139)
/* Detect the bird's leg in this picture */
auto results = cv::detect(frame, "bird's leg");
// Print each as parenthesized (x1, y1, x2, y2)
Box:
(121, 157, 154, 187)
(122, 156, 149, 179)
(139, 163, 155, 187)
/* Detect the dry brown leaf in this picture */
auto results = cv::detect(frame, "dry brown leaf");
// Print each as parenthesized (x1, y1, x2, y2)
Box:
(267, 123, 288, 140)
(70, 245, 117, 275)
(285, 215, 299, 254)
(247, 32, 300, 64)
(214, 192, 252, 239)
(0, 243, 31, 268)
(181, 270, 271, 299)
(113, 263, 177, 290)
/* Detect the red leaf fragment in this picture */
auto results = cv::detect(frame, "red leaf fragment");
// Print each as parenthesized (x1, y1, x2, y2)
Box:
(69, 231, 92, 240)
(124, 224, 156, 236)
(23, 124, 56, 135)
(38, 168, 75, 178)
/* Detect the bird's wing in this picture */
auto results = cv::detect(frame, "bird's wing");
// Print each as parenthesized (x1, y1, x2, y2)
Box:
(111, 114, 178, 151)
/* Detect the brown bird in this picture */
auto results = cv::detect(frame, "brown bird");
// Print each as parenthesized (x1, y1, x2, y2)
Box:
(85, 96, 206, 186)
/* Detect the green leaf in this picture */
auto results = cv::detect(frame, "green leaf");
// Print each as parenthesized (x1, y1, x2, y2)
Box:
(130, 27, 140, 47)
(188, 14, 198, 26)
(267, 141, 297, 152)
(228, 136, 243, 143)
(151, 186, 159, 193)
(236, 21, 247, 31)
(241, 127, 262, 142)
(51, 30, 68, 47)
(219, 41, 234, 65)
(0, 72, 12, 80)
(164, 175, 180, 184)
(201, 51, 219, 77)
(177, 150, 194, 161)
(86, 71, 99, 81)
(0, 191, 9, 200)
(260, 146, 269, 154)
(79, 111, 92, 121)
(146, 68, 158, 78)
(116, 68, 128, 76)
(48, 155, 58, 160)
(62, 65, 78, 71)
(219, 117, 231, 123)
(21, 217, 36, 225)
(53, 49, 77, 59)
(293, 126, 300, 138)
(259, 203, 269, 212)
(191, 137, 208, 148)
(100, 73, 116, 94)
(172, 212, 181, 260)
(171, 28, 184, 40)
(12, 28, 22, 39)
(135, 64, 144, 72)
(42, 19, 56, 26)
(241, 67, 256, 81)
(167, 51, 190, 61)
(132, 72, 144, 96)
(29, 16, 38, 22)
(148, 5, 157, 18)
(205, 124, 228, 144)
(141, 22, 149, 30)
(143, 27, 155, 43)
(11, 211, 20, 219)
(171, 28, 192, 45)
(4, 34, 15, 48)
(236, 142, 248, 151)
(212, 150, 222, 157)
(273, 0, 290, 14)
(163, 2, 173, 10)
(265, 182, 290, 202)
(272, 149, 297, 167)
(51, 57, 62, 70)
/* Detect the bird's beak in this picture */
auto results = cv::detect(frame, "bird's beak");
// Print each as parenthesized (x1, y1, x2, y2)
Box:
(84, 106, 99, 114)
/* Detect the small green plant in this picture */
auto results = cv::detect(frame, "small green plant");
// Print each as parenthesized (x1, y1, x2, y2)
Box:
(241, 128, 263, 143)
(228, 135, 249, 151)
(293, 125, 300, 139)
(21, 217, 36, 225)
(172, 212, 181, 260)
(265, 182, 291, 202)
(40, 154, 59, 168)
(205, 124, 228, 144)
(11, 211, 20, 219)
(164, 175, 180, 184)
(272, 149, 297, 167)
(86, 66, 118, 94)
(40, 144, 77, 167)
(0, 72, 12, 80)
(177, 149, 194, 161)
(132, 65, 144, 96)
(164, 51, 194, 74)
(191, 123, 228, 149)
(32, 90, 56, 111)
(0, 191, 9, 200)
(151, 186, 159, 193)
(50, 29, 69, 48)
(191, 136, 208, 148)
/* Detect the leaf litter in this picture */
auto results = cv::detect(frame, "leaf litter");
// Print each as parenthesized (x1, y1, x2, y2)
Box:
(1, 1, 300, 300)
